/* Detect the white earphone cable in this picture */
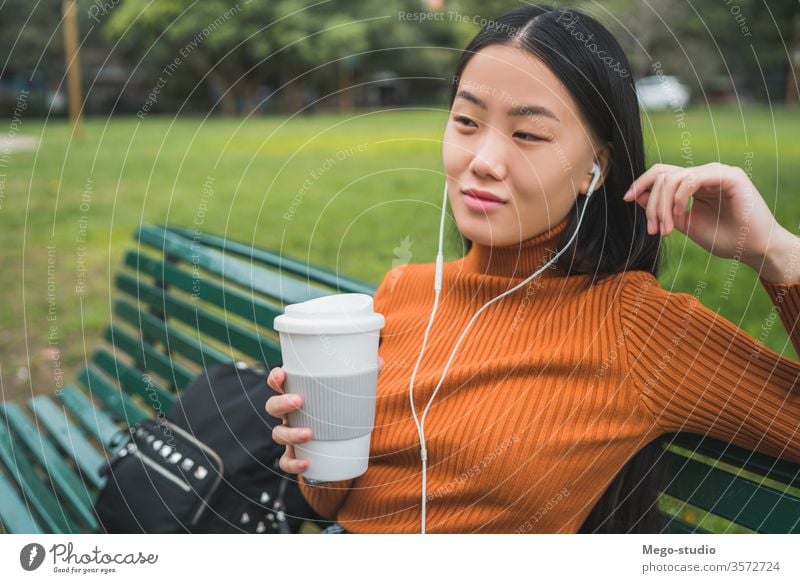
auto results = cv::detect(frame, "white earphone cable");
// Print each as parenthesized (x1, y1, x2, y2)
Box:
(409, 163, 602, 533)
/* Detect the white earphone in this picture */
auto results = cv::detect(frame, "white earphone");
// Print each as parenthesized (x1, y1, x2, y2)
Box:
(408, 161, 602, 533)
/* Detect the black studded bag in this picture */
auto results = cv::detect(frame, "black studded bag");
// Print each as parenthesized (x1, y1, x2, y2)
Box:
(94, 362, 324, 534)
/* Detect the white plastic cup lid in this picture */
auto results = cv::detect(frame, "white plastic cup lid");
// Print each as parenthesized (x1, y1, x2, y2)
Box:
(274, 293, 385, 335)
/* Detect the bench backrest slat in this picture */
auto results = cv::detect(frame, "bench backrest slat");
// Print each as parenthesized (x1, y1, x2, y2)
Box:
(59, 384, 124, 449)
(163, 225, 376, 295)
(0, 403, 99, 531)
(77, 366, 150, 426)
(663, 515, 711, 534)
(92, 349, 176, 413)
(669, 433, 800, 489)
(0, 422, 80, 533)
(116, 274, 282, 365)
(126, 251, 284, 331)
(663, 448, 800, 533)
(104, 324, 195, 390)
(136, 226, 330, 305)
(0, 468, 43, 534)
(28, 396, 106, 491)
(114, 300, 231, 368)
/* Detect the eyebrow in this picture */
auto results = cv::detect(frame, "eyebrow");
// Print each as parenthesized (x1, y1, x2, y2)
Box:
(455, 89, 561, 123)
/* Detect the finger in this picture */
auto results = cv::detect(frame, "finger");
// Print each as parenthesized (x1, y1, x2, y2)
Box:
(265, 393, 303, 418)
(273, 424, 313, 446)
(283, 441, 309, 473)
(660, 172, 684, 235)
(623, 163, 677, 202)
(280, 449, 309, 474)
(267, 367, 286, 393)
(627, 188, 652, 210)
(627, 190, 651, 209)
(672, 174, 697, 233)
(678, 162, 735, 199)
(645, 173, 665, 235)
(378, 356, 385, 371)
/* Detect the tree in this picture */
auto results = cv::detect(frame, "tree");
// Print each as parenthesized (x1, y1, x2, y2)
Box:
(103, 0, 377, 114)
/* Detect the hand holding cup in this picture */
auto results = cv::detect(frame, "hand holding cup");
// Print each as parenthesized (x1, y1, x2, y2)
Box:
(265, 356, 385, 476)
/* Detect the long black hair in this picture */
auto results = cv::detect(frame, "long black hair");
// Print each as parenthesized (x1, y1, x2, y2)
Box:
(449, 4, 661, 282)
(449, 5, 669, 533)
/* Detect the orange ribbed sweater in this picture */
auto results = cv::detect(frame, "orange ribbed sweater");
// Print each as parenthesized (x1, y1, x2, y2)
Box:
(299, 215, 800, 533)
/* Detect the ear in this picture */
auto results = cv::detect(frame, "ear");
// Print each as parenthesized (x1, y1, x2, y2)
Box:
(580, 143, 612, 196)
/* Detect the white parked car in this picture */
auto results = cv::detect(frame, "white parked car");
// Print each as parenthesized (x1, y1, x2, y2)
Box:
(635, 75, 690, 111)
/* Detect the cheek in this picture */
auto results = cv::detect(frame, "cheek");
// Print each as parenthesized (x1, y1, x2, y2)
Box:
(511, 154, 574, 208)
(442, 124, 472, 173)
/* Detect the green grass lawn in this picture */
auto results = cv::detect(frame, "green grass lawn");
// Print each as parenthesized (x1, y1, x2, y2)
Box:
(1, 105, 799, 403)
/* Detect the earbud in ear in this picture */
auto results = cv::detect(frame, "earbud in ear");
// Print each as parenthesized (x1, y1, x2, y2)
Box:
(585, 161, 602, 198)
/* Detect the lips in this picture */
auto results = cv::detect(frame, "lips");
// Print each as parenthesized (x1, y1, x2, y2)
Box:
(462, 188, 506, 203)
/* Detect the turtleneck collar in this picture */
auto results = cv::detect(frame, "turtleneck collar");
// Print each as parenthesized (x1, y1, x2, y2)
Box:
(459, 214, 570, 279)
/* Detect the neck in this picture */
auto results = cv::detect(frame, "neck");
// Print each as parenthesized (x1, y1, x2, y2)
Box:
(460, 215, 571, 278)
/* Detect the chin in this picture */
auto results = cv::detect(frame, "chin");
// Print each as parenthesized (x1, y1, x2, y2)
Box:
(456, 220, 514, 247)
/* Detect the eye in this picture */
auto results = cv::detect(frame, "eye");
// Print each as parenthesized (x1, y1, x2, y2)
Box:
(453, 115, 477, 128)
(513, 131, 548, 142)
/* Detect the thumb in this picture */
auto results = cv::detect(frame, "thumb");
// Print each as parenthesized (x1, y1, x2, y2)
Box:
(378, 356, 385, 371)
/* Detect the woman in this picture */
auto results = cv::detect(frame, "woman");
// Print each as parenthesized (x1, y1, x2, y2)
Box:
(266, 4, 800, 534)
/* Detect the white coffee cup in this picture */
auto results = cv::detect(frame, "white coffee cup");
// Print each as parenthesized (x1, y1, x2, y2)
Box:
(273, 293, 385, 482)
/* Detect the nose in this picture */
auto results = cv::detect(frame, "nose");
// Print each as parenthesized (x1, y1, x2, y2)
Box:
(468, 129, 509, 182)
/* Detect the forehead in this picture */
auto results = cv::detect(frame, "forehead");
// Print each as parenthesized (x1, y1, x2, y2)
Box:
(456, 44, 577, 122)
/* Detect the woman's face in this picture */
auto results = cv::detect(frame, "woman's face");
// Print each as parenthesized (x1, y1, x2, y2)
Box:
(443, 44, 608, 247)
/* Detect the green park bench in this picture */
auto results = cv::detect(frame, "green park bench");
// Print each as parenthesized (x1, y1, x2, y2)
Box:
(0, 224, 798, 534)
